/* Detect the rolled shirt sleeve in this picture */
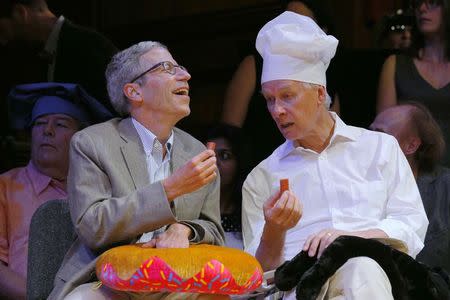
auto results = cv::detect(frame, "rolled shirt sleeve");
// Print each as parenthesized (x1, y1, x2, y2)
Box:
(374, 138, 428, 257)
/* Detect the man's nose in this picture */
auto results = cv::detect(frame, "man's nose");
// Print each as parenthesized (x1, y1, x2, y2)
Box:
(418, 2, 429, 12)
(272, 100, 286, 116)
(403, 30, 411, 39)
(176, 67, 191, 81)
(43, 122, 55, 136)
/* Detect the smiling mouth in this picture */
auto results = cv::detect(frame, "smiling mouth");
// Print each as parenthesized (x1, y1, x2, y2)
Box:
(173, 88, 189, 96)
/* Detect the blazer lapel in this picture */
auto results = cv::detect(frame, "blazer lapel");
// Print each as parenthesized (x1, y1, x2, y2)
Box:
(171, 129, 192, 172)
(170, 129, 194, 215)
(118, 118, 149, 189)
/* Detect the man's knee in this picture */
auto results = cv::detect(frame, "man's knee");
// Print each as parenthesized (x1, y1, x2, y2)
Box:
(328, 257, 393, 299)
(342, 257, 388, 280)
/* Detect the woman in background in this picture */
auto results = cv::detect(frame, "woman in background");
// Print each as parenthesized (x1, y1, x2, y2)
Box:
(204, 124, 248, 249)
(377, 0, 450, 164)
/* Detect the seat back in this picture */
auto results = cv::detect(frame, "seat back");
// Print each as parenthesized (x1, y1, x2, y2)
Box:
(26, 199, 76, 300)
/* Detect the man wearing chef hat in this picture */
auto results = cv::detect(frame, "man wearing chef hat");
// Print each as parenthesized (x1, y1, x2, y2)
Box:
(241, 11, 428, 299)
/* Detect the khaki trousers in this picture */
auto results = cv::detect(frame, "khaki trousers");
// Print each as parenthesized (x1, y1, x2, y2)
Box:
(284, 257, 394, 300)
(64, 283, 231, 300)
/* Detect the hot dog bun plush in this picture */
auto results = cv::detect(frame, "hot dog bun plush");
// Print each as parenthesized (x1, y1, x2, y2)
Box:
(96, 244, 263, 295)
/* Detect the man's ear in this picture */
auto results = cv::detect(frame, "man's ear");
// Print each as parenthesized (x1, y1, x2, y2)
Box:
(404, 136, 421, 156)
(316, 85, 326, 106)
(11, 4, 29, 23)
(123, 83, 142, 105)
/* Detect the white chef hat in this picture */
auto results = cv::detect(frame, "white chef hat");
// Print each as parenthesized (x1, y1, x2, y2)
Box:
(256, 11, 338, 86)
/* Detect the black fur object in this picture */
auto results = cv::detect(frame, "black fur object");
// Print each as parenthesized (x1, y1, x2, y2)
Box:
(274, 236, 450, 300)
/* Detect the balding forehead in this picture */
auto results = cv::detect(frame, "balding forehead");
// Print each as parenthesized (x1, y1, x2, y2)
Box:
(372, 106, 414, 135)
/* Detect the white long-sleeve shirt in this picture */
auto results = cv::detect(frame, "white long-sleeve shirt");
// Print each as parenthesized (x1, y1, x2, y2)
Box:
(242, 114, 428, 261)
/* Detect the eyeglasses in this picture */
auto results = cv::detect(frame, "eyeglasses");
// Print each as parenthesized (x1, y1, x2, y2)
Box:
(412, 0, 442, 9)
(130, 61, 188, 83)
(389, 24, 411, 32)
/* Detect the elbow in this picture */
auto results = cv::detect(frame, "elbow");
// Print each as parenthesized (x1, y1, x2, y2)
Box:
(73, 217, 112, 251)
(74, 225, 105, 251)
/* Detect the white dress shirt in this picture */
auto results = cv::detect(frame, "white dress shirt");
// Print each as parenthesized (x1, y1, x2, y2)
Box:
(132, 118, 173, 242)
(242, 113, 428, 262)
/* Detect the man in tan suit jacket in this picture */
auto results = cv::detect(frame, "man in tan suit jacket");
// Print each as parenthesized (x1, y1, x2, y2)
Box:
(49, 41, 225, 299)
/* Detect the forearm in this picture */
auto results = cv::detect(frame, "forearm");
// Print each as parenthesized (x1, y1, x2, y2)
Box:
(255, 224, 286, 271)
(221, 55, 256, 126)
(71, 180, 175, 250)
(0, 262, 26, 300)
(376, 55, 397, 113)
(352, 228, 388, 239)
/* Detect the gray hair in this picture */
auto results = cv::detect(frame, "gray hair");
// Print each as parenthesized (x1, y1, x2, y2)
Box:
(298, 81, 331, 109)
(299, 82, 317, 90)
(105, 41, 167, 116)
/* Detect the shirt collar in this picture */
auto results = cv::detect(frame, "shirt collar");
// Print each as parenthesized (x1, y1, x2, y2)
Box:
(131, 118, 173, 158)
(329, 112, 359, 143)
(279, 112, 359, 158)
(43, 15, 65, 56)
(26, 161, 53, 195)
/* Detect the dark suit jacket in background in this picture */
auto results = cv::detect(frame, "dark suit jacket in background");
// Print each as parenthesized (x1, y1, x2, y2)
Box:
(54, 19, 118, 114)
(48, 118, 225, 299)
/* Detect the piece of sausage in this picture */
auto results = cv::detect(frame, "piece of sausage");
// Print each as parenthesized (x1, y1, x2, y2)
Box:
(206, 142, 216, 151)
(280, 178, 289, 193)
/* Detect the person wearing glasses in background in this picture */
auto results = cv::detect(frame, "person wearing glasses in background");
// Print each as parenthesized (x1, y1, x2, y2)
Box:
(377, 9, 414, 51)
(49, 41, 226, 300)
(377, 0, 450, 165)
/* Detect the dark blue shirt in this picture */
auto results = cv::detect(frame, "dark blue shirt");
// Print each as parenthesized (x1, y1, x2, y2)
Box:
(416, 166, 450, 274)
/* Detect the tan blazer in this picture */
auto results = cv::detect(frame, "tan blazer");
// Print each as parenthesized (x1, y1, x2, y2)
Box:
(48, 118, 224, 299)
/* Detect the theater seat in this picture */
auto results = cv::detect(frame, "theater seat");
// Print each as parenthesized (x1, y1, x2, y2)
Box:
(27, 199, 76, 300)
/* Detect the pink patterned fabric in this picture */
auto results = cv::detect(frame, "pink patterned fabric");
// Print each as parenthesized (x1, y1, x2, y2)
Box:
(99, 257, 263, 294)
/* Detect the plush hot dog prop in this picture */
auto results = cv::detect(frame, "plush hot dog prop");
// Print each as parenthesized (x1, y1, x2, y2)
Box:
(96, 244, 263, 295)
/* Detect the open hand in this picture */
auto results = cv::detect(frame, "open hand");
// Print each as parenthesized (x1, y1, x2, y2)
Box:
(163, 149, 216, 201)
(303, 228, 348, 258)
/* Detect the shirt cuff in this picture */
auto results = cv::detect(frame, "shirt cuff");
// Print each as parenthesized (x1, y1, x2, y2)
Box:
(376, 220, 424, 258)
